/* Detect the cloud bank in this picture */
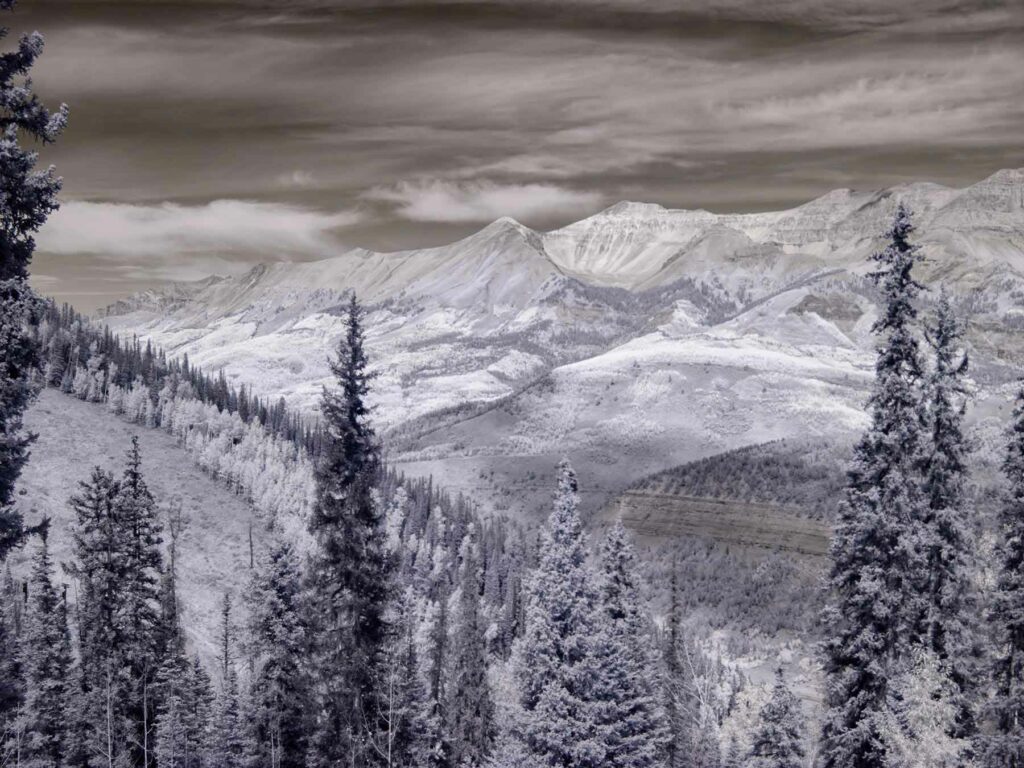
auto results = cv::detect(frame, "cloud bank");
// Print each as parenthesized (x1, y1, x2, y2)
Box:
(39, 200, 361, 261)
(366, 180, 603, 222)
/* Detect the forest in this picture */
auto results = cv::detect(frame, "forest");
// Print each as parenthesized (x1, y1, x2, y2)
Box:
(4, 1, 1024, 768)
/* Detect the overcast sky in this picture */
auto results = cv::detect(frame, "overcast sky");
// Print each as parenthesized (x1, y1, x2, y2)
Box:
(11, 0, 1024, 310)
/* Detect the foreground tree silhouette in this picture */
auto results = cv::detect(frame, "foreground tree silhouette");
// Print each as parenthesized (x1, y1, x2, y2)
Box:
(0, 0, 68, 559)
(821, 204, 929, 768)
(306, 294, 392, 768)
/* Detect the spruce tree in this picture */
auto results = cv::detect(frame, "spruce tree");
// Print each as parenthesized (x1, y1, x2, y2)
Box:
(663, 564, 686, 768)
(246, 540, 308, 768)
(920, 290, 977, 733)
(114, 437, 164, 768)
(446, 536, 496, 768)
(0, 0, 67, 559)
(983, 387, 1024, 768)
(306, 293, 392, 768)
(749, 669, 804, 768)
(66, 465, 134, 767)
(19, 528, 72, 768)
(821, 204, 930, 768)
(594, 520, 668, 768)
(511, 460, 605, 768)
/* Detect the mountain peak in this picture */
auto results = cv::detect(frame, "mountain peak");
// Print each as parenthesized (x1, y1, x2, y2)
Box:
(482, 215, 529, 233)
(600, 201, 670, 217)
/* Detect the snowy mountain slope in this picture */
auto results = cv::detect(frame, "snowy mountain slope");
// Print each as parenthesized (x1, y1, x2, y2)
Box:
(98, 169, 1024, 517)
(10, 389, 267, 663)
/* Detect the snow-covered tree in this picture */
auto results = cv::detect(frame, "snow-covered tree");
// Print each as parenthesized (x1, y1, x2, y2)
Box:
(919, 290, 978, 734)
(446, 535, 496, 768)
(114, 437, 165, 766)
(0, 0, 67, 558)
(504, 460, 605, 768)
(594, 520, 668, 768)
(821, 204, 930, 768)
(982, 387, 1024, 768)
(879, 650, 974, 768)
(748, 669, 804, 768)
(306, 293, 392, 768)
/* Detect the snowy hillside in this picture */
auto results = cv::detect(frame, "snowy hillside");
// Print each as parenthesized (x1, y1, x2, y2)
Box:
(99, 169, 1024, 515)
(11, 388, 266, 663)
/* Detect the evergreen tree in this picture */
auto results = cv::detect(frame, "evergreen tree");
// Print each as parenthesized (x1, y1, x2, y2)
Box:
(0, 0, 67, 558)
(19, 529, 72, 768)
(749, 669, 804, 768)
(983, 387, 1024, 768)
(245, 541, 308, 768)
(305, 293, 392, 768)
(209, 592, 245, 768)
(114, 437, 164, 768)
(446, 536, 495, 768)
(594, 520, 668, 768)
(821, 204, 930, 768)
(510, 460, 604, 768)
(0, 563, 24, 763)
(920, 290, 977, 734)
(880, 650, 972, 768)
(663, 564, 686, 768)
(66, 465, 134, 768)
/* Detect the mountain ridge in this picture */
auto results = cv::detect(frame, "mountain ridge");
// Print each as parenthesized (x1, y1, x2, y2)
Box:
(94, 168, 1024, 518)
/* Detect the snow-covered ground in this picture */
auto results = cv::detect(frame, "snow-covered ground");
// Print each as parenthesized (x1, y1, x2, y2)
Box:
(12, 388, 266, 663)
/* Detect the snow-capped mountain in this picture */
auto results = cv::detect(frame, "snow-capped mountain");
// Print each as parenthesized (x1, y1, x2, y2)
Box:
(100, 169, 1024, 515)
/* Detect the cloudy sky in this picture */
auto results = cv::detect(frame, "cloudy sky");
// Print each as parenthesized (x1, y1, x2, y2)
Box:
(11, 0, 1024, 310)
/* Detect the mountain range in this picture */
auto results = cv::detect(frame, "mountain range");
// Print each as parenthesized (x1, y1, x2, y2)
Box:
(99, 168, 1024, 517)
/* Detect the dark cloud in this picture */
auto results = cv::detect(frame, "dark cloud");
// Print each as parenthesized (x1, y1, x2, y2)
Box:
(8, 0, 1023, 309)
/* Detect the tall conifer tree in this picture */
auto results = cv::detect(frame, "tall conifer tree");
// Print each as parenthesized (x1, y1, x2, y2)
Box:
(0, 0, 67, 559)
(920, 290, 977, 734)
(594, 521, 668, 768)
(509, 460, 605, 768)
(983, 388, 1024, 768)
(306, 293, 392, 768)
(246, 540, 308, 768)
(446, 536, 496, 768)
(19, 529, 71, 767)
(821, 204, 929, 768)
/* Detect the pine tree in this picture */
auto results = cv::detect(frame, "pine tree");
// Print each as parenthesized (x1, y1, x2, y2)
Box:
(593, 521, 668, 768)
(749, 669, 804, 768)
(510, 460, 605, 768)
(446, 536, 496, 768)
(919, 290, 977, 734)
(0, 0, 67, 559)
(306, 293, 392, 768)
(983, 387, 1024, 768)
(18, 529, 72, 767)
(209, 592, 245, 768)
(663, 564, 686, 768)
(246, 541, 308, 768)
(114, 437, 164, 768)
(0, 563, 24, 763)
(821, 204, 930, 768)
(66, 465, 134, 768)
